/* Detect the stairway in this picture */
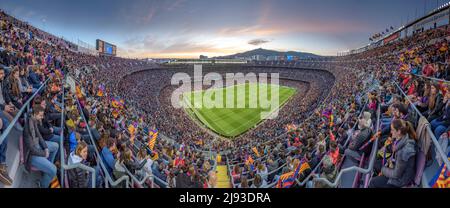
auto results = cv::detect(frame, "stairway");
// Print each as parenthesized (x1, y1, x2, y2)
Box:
(216, 165, 231, 188)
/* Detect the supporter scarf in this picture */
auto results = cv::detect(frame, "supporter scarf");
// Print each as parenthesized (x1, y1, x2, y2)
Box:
(276, 159, 310, 188)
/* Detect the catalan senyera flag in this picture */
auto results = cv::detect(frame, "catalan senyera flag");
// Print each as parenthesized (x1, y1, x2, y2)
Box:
(50, 177, 61, 188)
(252, 147, 260, 158)
(148, 131, 158, 151)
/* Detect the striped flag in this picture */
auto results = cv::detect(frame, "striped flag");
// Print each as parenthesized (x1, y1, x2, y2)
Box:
(148, 132, 158, 151)
(252, 147, 260, 157)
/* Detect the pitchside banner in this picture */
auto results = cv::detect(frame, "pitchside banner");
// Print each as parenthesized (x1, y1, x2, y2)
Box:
(383, 32, 399, 44)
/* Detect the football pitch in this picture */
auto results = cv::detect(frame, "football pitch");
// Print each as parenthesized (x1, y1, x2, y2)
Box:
(182, 83, 296, 138)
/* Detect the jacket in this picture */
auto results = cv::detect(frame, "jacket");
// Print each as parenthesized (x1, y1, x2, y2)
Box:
(27, 70, 42, 88)
(426, 93, 443, 121)
(416, 116, 432, 154)
(381, 135, 417, 187)
(23, 116, 48, 169)
(124, 159, 146, 175)
(4, 78, 22, 109)
(67, 152, 90, 188)
(101, 147, 116, 175)
(37, 116, 54, 141)
(348, 127, 372, 152)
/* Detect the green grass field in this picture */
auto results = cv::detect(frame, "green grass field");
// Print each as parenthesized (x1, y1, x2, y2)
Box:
(182, 83, 296, 138)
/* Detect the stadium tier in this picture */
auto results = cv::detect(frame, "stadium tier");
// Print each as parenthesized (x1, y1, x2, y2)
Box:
(0, 4, 450, 190)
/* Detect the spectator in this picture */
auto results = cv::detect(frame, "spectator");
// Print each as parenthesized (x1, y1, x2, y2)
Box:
(100, 138, 117, 176)
(369, 119, 417, 188)
(68, 141, 90, 188)
(23, 106, 58, 188)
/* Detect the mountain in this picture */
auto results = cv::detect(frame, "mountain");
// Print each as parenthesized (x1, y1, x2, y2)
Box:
(215, 48, 321, 59)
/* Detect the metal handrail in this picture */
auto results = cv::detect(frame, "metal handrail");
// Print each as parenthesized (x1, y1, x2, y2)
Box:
(122, 164, 152, 188)
(59, 78, 97, 188)
(0, 78, 50, 144)
(73, 77, 130, 188)
(409, 73, 450, 84)
(394, 81, 450, 171)
(312, 103, 381, 187)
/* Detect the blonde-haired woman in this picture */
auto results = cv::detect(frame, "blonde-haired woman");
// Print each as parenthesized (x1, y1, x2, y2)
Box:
(68, 141, 90, 188)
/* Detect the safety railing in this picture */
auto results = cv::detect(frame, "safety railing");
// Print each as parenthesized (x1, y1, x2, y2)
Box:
(59, 78, 96, 188)
(0, 78, 50, 145)
(122, 164, 152, 188)
(409, 73, 450, 84)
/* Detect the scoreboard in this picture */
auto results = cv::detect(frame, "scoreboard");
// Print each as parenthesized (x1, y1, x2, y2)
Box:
(96, 39, 117, 56)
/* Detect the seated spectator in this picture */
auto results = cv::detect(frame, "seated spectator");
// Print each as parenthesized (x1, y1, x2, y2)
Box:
(238, 175, 249, 188)
(5, 67, 23, 108)
(205, 170, 217, 188)
(152, 162, 168, 188)
(369, 119, 417, 188)
(256, 163, 268, 182)
(430, 92, 450, 139)
(251, 174, 267, 188)
(27, 65, 42, 89)
(348, 112, 372, 151)
(136, 147, 154, 179)
(231, 165, 241, 184)
(122, 148, 146, 175)
(0, 67, 21, 131)
(423, 84, 443, 120)
(68, 141, 91, 188)
(100, 138, 117, 176)
(23, 106, 59, 188)
(18, 66, 34, 96)
(314, 155, 337, 188)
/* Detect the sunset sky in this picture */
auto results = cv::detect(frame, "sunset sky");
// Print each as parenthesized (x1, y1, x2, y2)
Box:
(0, 0, 444, 58)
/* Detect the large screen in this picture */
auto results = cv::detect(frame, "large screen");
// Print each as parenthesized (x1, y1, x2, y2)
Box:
(96, 39, 117, 56)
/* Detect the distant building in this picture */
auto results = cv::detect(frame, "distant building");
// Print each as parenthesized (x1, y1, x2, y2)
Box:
(251, 55, 265, 61)
(266, 56, 279, 61)
(200, 55, 208, 59)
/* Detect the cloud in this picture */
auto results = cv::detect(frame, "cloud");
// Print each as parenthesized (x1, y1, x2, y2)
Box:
(167, 0, 187, 11)
(248, 38, 271, 46)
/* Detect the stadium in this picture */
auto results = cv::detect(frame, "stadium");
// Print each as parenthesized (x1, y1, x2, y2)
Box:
(0, 0, 449, 191)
